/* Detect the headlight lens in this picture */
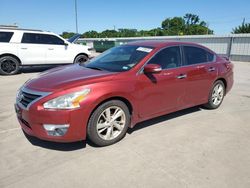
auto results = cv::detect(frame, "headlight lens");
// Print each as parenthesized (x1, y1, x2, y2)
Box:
(43, 89, 90, 109)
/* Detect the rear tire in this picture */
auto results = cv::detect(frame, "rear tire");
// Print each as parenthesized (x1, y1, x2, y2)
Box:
(74, 54, 88, 65)
(203, 80, 225, 109)
(0, 56, 20, 75)
(87, 100, 130, 146)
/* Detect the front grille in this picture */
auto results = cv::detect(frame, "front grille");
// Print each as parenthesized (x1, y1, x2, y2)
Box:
(19, 91, 41, 108)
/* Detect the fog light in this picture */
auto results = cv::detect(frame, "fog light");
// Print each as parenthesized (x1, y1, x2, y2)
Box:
(43, 124, 69, 136)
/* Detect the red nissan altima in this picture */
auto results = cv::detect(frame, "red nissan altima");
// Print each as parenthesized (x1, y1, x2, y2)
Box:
(15, 41, 234, 146)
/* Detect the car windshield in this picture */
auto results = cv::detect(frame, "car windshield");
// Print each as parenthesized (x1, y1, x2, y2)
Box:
(84, 45, 154, 72)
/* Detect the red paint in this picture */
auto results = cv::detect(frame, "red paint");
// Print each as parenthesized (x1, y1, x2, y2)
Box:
(15, 41, 234, 142)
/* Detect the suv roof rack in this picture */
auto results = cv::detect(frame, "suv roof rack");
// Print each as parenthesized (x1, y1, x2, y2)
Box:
(0, 26, 43, 32)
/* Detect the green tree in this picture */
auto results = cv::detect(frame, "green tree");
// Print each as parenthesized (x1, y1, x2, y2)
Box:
(183, 13, 213, 34)
(118, 29, 137, 37)
(147, 28, 165, 36)
(184, 13, 200, 25)
(161, 13, 213, 35)
(162, 17, 185, 35)
(232, 23, 250, 33)
(99, 30, 118, 38)
(61, 32, 76, 39)
(187, 25, 213, 35)
(81, 13, 213, 38)
(82, 30, 99, 38)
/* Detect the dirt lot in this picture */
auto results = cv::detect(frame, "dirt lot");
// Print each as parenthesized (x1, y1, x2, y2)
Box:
(0, 61, 250, 188)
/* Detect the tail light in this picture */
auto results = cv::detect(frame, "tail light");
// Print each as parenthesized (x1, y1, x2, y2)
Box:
(224, 60, 233, 70)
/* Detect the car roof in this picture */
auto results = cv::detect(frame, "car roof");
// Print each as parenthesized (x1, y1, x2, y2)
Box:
(0, 27, 54, 35)
(127, 40, 203, 48)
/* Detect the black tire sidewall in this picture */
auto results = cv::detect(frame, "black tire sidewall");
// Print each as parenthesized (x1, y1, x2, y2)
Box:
(0, 56, 20, 75)
(206, 80, 225, 109)
(87, 100, 130, 146)
(74, 54, 88, 64)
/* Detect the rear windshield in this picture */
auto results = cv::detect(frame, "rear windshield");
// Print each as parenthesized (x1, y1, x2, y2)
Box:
(85, 45, 154, 72)
(0, 32, 14, 42)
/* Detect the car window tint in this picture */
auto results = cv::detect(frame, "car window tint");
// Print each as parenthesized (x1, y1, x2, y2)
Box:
(40, 34, 64, 45)
(207, 51, 215, 62)
(184, 46, 214, 65)
(21, 33, 41, 44)
(21, 33, 64, 45)
(148, 46, 181, 69)
(0, 32, 14, 42)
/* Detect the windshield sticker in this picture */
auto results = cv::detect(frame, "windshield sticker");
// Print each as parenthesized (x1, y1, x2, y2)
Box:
(136, 47, 152, 53)
(122, 66, 129, 70)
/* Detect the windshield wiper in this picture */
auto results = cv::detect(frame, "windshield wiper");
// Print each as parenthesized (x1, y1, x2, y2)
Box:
(86, 66, 103, 71)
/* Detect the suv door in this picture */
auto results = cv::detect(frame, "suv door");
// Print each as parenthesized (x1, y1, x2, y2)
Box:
(18, 33, 46, 65)
(182, 45, 218, 106)
(40, 34, 72, 64)
(137, 46, 186, 118)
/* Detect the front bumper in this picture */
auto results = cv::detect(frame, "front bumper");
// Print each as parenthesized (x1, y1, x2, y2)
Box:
(15, 103, 88, 142)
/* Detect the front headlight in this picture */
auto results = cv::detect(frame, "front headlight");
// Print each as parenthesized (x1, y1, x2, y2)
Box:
(43, 89, 90, 109)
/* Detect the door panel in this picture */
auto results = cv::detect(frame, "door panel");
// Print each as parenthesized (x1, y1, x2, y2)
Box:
(46, 44, 72, 64)
(183, 63, 218, 105)
(137, 67, 188, 118)
(182, 46, 218, 106)
(18, 43, 46, 65)
(136, 46, 187, 118)
(39, 34, 72, 64)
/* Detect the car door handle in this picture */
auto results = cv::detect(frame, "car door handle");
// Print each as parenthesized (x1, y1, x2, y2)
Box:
(176, 74, 187, 79)
(48, 48, 54, 50)
(21, 47, 27, 50)
(208, 67, 216, 72)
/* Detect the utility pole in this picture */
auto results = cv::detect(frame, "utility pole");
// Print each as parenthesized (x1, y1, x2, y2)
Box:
(206, 22, 209, 35)
(75, 0, 78, 33)
(242, 17, 246, 25)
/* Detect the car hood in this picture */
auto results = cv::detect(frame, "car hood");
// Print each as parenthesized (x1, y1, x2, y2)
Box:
(67, 34, 81, 43)
(25, 65, 116, 91)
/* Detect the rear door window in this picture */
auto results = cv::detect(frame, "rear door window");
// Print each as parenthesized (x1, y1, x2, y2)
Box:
(183, 46, 215, 65)
(0, 32, 14, 42)
(21, 33, 41, 44)
(21, 33, 64, 45)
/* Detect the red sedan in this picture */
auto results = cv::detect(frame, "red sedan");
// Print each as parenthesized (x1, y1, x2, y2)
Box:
(15, 41, 234, 146)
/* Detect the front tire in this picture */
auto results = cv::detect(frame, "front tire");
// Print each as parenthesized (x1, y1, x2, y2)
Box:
(204, 80, 225, 109)
(87, 100, 130, 146)
(0, 56, 20, 75)
(74, 54, 88, 65)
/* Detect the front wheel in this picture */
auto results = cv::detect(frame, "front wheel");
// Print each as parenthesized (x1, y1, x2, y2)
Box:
(87, 100, 130, 146)
(204, 80, 225, 109)
(74, 54, 88, 65)
(0, 56, 20, 75)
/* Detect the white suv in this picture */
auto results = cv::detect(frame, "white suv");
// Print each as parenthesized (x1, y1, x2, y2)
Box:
(0, 27, 91, 75)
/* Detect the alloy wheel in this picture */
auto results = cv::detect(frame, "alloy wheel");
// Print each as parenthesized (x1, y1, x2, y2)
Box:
(211, 83, 224, 106)
(96, 106, 126, 140)
(0, 59, 17, 74)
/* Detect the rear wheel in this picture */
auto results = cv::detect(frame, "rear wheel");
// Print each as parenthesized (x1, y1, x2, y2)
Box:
(0, 56, 20, 75)
(204, 80, 225, 109)
(74, 54, 88, 65)
(87, 100, 130, 146)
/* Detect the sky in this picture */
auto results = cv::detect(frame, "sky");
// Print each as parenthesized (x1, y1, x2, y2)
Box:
(0, 0, 250, 35)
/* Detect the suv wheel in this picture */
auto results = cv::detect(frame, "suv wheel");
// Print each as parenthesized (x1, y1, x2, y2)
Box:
(87, 100, 130, 146)
(0, 56, 20, 75)
(74, 54, 88, 65)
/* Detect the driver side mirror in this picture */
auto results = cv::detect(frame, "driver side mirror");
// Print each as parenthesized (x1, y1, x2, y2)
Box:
(144, 64, 162, 74)
(64, 42, 69, 46)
